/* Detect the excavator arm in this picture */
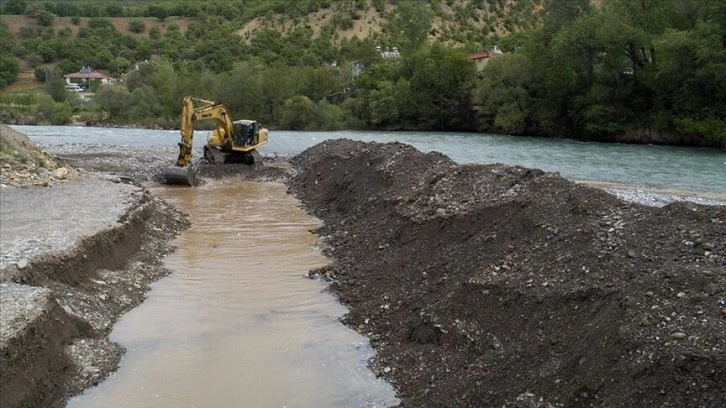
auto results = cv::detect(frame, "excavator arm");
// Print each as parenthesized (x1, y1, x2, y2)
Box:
(175, 96, 234, 167)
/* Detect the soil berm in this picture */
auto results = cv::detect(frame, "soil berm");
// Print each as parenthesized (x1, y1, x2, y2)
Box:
(288, 139, 725, 408)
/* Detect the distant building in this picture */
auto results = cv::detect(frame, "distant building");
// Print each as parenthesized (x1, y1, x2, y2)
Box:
(351, 46, 402, 79)
(352, 60, 364, 78)
(378, 46, 401, 59)
(470, 46, 504, 72)
(63, 66, 113, 86)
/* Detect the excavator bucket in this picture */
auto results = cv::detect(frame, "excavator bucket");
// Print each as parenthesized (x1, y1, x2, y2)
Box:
(163, 166, 198, 186)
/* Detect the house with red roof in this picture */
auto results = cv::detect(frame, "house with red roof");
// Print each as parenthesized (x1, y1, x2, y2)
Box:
(470, 46, 504, 72)
(63, 66, 114, 87)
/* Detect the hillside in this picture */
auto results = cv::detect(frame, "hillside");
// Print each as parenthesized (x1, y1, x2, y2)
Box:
(237, 0, 540, 44)
(0, 0, 540, 91)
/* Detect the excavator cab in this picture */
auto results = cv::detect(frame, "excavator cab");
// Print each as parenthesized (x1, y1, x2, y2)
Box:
(232, 120, 259, 147)
(233, 122, 246, 146)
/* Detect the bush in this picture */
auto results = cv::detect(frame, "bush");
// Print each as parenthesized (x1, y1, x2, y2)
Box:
(71, 16, 81, 25)
(26, 53, 43, 67)
(44, 70, 67, 102)
(108, 57, 130, 76)
(57, 26, 72, 38)
(18, 25, 38, 39)
(34, 67, 46, 81)
(36, 94, 72, 125)
(4, 0, 27, 15)
(37, 10, 54, 27)
(279, 95, 315, 129)
(310, 100, 344, 130)
(0, 54, 20, 89)
(128, 19, 145, 33)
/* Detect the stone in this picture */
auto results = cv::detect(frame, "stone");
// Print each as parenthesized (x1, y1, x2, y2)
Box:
(52, 167, 71, 180)
(16, 259, 28, 270)
(670, 332, 686, 340)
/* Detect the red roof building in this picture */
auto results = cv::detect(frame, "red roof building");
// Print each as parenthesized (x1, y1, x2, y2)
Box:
(63, 66, 113, 85)
(470, 46, 504, 72)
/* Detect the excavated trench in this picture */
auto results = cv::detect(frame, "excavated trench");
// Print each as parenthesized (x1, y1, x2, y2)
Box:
(67, 179, 398, 408)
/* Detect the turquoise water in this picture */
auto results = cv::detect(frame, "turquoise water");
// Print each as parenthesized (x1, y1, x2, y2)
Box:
(11, 125, 726, 194)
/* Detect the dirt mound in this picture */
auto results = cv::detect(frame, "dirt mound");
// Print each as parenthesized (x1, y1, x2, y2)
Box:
(0, 124, 76, 187)
(288, 139, 725, 408)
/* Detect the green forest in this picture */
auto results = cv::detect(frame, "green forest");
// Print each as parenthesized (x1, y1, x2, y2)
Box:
(1, 0, 724, 146)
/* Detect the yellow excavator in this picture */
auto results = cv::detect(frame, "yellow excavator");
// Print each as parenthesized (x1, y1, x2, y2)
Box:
(163, 96, 269, 185)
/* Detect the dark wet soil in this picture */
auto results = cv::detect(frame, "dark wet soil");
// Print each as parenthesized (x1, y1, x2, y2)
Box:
(287, 139, 725, 408)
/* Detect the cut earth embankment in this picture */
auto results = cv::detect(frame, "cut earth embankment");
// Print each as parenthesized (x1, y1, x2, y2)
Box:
(0, 175, 188, 408)
(288, 139, 725, 408)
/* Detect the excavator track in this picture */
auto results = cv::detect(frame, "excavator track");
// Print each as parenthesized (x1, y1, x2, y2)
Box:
(203, 145, 225, 164)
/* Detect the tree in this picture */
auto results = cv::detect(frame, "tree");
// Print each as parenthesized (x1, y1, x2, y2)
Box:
(36, 94, 72, 125)
(108, 57, 130, 76)
(473, 54, 536, 133)
(0, 54, 20, 89)
(654, 21, 726, 142)
(105, 4, 124, 17)
(279, 95, 315, 129)
(34, 67, 46, 82)
(148, 4, 169, 21)
(44, 70, 67, 102)
(408, 44, 475, 129)
(96, 85, 132, 119)
(0, 21, 17, 55)
(36, 10, 55, 27)
(386, 0, 432, 55)
(4, 0, 27, 15)
(543, 0, 591, 35)
(128, 19, 146, 33)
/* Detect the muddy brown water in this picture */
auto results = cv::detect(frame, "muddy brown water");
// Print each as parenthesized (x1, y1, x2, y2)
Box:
(67, 180, 398, 408)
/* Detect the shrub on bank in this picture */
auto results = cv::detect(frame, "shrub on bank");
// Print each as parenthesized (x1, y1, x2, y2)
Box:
(35, 94, 72, 125)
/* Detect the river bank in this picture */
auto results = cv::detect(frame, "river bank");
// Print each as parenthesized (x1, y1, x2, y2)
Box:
(1, 125, 724, 407)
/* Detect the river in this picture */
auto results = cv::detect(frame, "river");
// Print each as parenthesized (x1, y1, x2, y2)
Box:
(11, 125, 726, 195)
